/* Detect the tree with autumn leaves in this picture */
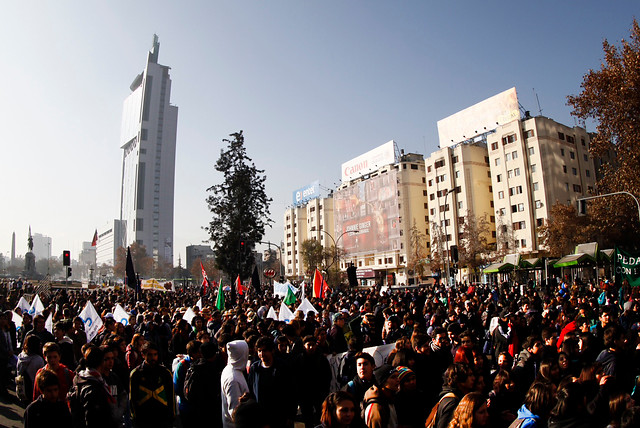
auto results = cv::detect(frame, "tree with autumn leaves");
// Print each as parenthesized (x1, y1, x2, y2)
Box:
(544, 20, 640, 253)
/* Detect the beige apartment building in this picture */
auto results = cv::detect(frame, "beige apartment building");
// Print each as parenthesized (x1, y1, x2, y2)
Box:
(335, 150, 431, 286)
(283, 196, 335, 279)
(424, 142, 496, 277)
(487, 115, 596, 255)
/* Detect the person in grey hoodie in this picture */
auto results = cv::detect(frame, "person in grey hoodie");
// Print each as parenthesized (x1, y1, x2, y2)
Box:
(221, 340, 249, 428)
(16, 335, 45, 403)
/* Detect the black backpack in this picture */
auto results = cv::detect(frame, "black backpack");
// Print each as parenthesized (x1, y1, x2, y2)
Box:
(183, 361, 200, 403)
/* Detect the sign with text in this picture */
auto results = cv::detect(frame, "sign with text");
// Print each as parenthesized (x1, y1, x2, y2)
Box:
(292, 180, 320, 206)
(615, 247, 640, 287)
(341, 141, 396, 182)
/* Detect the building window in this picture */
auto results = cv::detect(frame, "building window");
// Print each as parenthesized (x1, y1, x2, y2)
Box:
(496, 174, 502, 182)
(506, 153, 511, 161)
(489, 185, 492, 192)
(565, 182, 570, 191)
(441, 219, 450, 227)
(458, 201, 463, 209)
(567, 135, 575, 144)
(531, 164, 537, 173)
(521, 239, 527, 248)
(518, 203, 525, 212)
(455, 170, 460, 178)
(561, 148, 565, 156)
(430, 194, 435, 200)
(423, 190, 428, 196)
(508, 170, 513, 178)
(558, 132, 565, 140)
(411, 164, 418, 170)
(439, 204, 450, 212)
(512, 151, 518, 159)
(427, 165, 432, 172)
(537, 218, 544, 227)
(502, 134, 517, 145)
(491, 142, 499, 150)
(535, 200, 542, 209)
(498, 191, 504, 199)
(490, 200, 494, 207)
(524, 130, 534, 138)
(428, 179, 433, 186)
(572, 168, 578, 175)
(424, 203, 428, 209)
(582, 138, 586, 146)
(430, 208, 435, 215)
(485, 156, 490, 164)
(570, 151, 575, 159)
(511, 204, 518, 213)
(487, 170, 491, 178)
(528, 147, 535, 155)
(586, 170, 591, 177)
(573, 184, 582, 192)
(514, 221, 526, 230)
(452, 156, 459, 164)
(435, 160, 445, 168)
(514, 168, 521, 177)
(423, 177, 426, 183)
(495, 158, 501, 166)
(533, 182, 539, 191)
(498, 208, 506, 216)
(563, 165, 567, 174)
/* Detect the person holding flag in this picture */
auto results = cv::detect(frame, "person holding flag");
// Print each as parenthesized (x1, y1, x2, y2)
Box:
(312, 269, 331, 299)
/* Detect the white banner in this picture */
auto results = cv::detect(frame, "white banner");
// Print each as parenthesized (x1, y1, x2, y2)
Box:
(45, 313, 53, 334)
(266, 307, 277, 320)
(79, 301, 104, 343)
(327, 344, 394, 392)
(295, 298, 318, 316)
(182, 307, 196, 325)
(273, 281, 299, 298)
(195, 298, 203, 310)
(12, 311, 22, 331)
(113, 304, 130, 326)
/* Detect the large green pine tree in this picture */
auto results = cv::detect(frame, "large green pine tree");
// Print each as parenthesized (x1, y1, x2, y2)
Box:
(205, 131, 272, 279)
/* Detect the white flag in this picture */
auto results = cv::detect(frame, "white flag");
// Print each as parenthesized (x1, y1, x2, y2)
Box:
(195, 298, 203, 310)
(16, 296, 30, 314)
(295, 298, 318, 316)
(113, 304, 130, 326)
(79, 301, 103, 343)
(45, 313, 53, 333)
(182, 307, 196, 325)
(12, 311, 22, 331)
(266, 306, 277, 320)
(29, 295, 45, 316)
(279, 301, 294, 322)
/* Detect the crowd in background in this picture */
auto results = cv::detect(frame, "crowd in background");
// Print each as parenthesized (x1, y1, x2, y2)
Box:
(1, 275, 640, 428)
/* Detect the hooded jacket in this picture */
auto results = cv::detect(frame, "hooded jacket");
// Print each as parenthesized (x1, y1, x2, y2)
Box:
(515, 404, 542, 428)
(363, 385, 397, 428)
(221, 340, 249, 428)
(68, 368, 116, 428)
(16, 352, 45, 400)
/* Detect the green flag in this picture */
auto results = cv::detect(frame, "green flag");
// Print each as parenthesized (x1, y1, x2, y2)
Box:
(283, 286, 297, 305)
(615, 247, 640, 287)
(216, 279, 225, 311)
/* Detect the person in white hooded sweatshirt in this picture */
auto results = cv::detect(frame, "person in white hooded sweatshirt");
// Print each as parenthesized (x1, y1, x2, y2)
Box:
(221, 340, 249, 428)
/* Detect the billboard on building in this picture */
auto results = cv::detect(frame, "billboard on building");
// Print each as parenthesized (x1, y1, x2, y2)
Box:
(292, 180, 320, 206)
(341, 141, 396, 182)
(334, 169, 401, 256)
(437, 87, 520, 148)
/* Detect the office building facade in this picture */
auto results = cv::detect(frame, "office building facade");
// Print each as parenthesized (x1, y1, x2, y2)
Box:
(120, 35, 178, 264)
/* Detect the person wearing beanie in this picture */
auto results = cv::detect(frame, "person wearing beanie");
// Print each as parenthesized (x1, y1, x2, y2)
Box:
(362, 364, 400, 428)
(394, 366, 429, 428)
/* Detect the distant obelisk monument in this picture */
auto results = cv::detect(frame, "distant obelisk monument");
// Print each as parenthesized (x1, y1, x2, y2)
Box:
(24, 226, 36, 278)
(11, 231, 15, 262)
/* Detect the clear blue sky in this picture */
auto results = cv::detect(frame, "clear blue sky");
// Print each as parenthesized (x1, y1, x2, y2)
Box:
(1, 1, 637, 264)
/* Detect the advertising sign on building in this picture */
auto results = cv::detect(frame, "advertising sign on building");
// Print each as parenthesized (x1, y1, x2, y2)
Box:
(341, 141, 396, 182)
(437, 87, 520, 148)
(292, 180, 320, 206)
(334, 169, 401, 256)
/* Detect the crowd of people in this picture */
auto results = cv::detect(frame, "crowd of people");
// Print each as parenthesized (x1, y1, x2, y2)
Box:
(1, 275, 640, 428)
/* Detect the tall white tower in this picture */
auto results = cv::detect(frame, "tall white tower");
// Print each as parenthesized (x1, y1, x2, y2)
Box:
(120, 35, 178, 263)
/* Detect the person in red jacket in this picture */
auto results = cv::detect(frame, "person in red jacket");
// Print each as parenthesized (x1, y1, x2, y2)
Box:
(33, 342, 75, 402)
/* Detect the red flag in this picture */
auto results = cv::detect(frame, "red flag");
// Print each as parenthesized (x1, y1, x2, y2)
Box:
(236, 275, 245, 295)
(322, 277, 331, 298)
(200, 261, 210, 294)
(313, 269, 323, 298)
(91, 229, 98, 246)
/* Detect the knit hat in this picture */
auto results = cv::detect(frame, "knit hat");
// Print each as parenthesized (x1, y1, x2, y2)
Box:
(395, 366, 415, 383)
(374, 364, 398, 386)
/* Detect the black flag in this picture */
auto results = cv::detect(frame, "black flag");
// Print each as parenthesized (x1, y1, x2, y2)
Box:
(251, 265, 261, 294)
(126, 247, 137, 291)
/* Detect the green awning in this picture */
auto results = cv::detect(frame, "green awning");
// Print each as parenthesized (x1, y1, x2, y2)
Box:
(483, 262, 515, 273)
(520, 258, 542, 268)
(554, 253, 596, 268)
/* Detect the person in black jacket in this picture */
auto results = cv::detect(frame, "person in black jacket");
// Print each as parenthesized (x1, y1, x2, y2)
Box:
(342, 352, 377, 408)
(433, 363, 476, 428)
(68, 346, 118, 428)
(24, 369, 72, 428)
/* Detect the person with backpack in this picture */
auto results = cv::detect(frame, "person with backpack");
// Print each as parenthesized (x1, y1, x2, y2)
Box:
(67, 346, 118, 428)
(429, 363, 476, 428)
(16, 335, 45, 404)
(362, 364, 400, 428)
(342, 352, 377, 408)
(183, 341, 224, 427)
(173, 340, 201, 427)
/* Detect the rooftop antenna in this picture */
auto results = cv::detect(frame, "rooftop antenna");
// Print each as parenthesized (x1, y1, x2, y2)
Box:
(533, 88, 543, 116)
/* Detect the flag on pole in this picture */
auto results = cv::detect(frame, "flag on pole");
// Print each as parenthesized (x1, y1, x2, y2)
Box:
(216, 279, 225, 311)
(312, 269, 323, 298)
(279, 301, 294, 322)
(29, 295, 45, 316)
(236, 275, 245, 296)
(251, 266, 261, 294)
(12, 311, 23, 332)
(266, 306, 277, 320)
(200, 261, 210, 294)
(113, 304, 130, 326)
(284, 286, 297, 305)
(91, 229, 98, 246)
(195, 298, 203, 310)
(79, 301, 103, 342)
(125, 247, 137, 290)
(45, 313, 53, 333)
(183, 307, 197, 325)
(15, 296, 30, 314)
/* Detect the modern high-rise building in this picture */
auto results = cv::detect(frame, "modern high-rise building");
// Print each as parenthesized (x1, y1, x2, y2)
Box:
(120, 35, 178, 264)
(31, 233, 52, 261)
(185, 245, 215, 272)
(95, 220, 126, 266)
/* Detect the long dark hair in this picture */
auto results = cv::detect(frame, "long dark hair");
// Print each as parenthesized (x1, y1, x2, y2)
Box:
(320, 391, 357, 427)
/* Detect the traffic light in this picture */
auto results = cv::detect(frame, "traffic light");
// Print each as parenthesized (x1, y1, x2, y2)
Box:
(67, 267, 72, 277)
(577, 199, 587, 216)
(450, 245, 459, 263)
(347, 264, 358, 287)
(63, 250, 70, 266)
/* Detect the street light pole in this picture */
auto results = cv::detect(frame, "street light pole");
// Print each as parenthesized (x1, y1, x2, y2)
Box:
(258, 241, 283, 279)
(578, 191, 640, 223)
(443, 188, 455, 287)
